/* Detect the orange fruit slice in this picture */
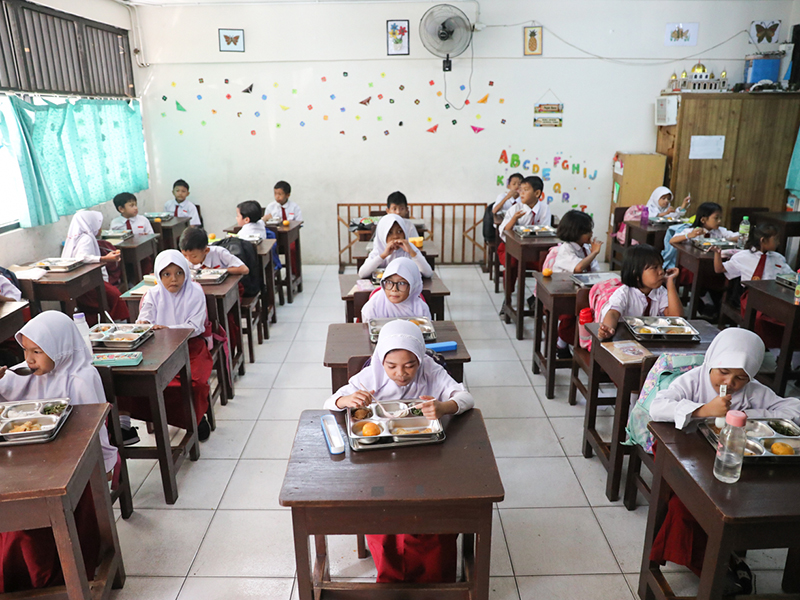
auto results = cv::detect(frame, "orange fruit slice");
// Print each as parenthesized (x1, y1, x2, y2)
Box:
(282, 219, 290, 227)
(542, 268, 553, 277)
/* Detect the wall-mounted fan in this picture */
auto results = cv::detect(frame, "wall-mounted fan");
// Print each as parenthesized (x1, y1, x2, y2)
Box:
(419, 4, 473, 72)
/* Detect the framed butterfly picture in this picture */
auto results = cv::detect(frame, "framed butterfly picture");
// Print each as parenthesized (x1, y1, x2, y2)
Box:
(750, 21, 781, 44)
(219, 28, 245, 53)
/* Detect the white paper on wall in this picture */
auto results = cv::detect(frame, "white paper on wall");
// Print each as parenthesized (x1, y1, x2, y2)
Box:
(689, 135, 725, 160)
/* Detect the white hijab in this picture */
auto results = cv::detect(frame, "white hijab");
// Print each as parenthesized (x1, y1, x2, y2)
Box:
(62, 210, 102, 258)
(361, 257, 430, 322)
(645, 186, 673, 216)
(0, 310, 117, 471)
(347, 319, 464, 401)
(139, 250, 207, 337)
(373, 214, 417, 259)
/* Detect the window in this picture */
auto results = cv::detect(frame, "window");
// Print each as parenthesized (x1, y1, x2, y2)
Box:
(0, 95, 27, 230)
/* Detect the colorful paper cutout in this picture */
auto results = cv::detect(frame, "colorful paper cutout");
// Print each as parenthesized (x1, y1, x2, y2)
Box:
(389, 99, 395, 104)
(178, 130, 184, 135)
(201, 120, 206, 126)
(197, 95, 202, 100)
(211, 109, 217, 114)
(292, 89, 297, 94)
(445, 104, 450, 109)
(251, 130, 256, 135)
(427, 117, 432, 121)
(399, 85, 405, 90)
(471, 126, 484, 133)
(378, 94, 383, 100)
(381, 72, 386, 77)
(343, 72, 348, 77)
(276, 124, 281, 128)
(460, 85, 465, 91)
(368, 83, 373, 88)
(360, 97, 371, 105)
(255, 112, 260, 117)
(237, 112, 242, 117)
(242, 84, 253, 93)
(300, 122, 305, 126)
(161, 112, 166, 117)
(330, 94, 336, 100)
(162, 96, 167, 101)
(499, 98, 505, 104)
(501, 119, 506, 124)
(465, 100, 470, 105)
(452, 119, 457, 125)
(225, 79, 229, 84)
(199, 78, 204, 83)
(308, 105, 313, 110)
(321, 76, 327, 82)
(477, 94, 489, 104)
(356, 116, 361, 120)
(384, 130, 389, 135)
(476, 114, 481, 119)
(274, 82, 279, 87)
(427, 124, 438, 133)
(262, 94, 267, 100)
(171, 82, 176, 87)
(414, 99, 420, 105)
(226, 94, 231, 99)
(437, 91, 442, 97)
(429, 80, 435, 85)
(280, 105, 290, 111)
(377, 116, 382, 121)
(362, 136, 367, 140)
(323, 115, 328, 120)
(340, 131, 345, 134)
(340, 107, 346, 112)
(399, 121, 403, 126)
(176, 101, 186, 111)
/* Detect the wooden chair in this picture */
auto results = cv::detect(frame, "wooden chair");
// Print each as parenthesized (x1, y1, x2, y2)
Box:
(369, 210, 388, 217)
(730, 206, 768, 231)
(345, 354, 372, 559)
(609, 206, 630, 271)
(96, 365, 133, 519)
(717, 277, 744, 329)
(206, 323, 229, 432)
(195, 204, 205, 228)
(240, 291, 263, 363)
(352, 290, 372, 322)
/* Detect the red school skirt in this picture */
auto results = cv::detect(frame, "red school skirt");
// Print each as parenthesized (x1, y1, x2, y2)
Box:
(740, 291, 784, 350)
(366, 533, 458, 583)
(117, 335, 212, 428)
(77, 282, 129, 327)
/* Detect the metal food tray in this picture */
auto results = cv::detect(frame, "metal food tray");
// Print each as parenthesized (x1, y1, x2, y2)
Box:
(514, 225, 557, 237)
(370, 269, 385, 286)
(34, 258, 84, 272)
(368, 317, 436, 343)
(345, 400, 445, 452)
(691, 238, 737, 251)
(570, 272, 620, 288)
(698, 418, 800, 463)
(144, 212, 173, 220)
(0, 399, 72, 446)
(776, 273, 798, 290)
(89, 323, 154, 349)
(192, 269, 228, 285)
(101, 230, 132, 240)
(621, 316, 700, 342)
(649, 216, 684, 224)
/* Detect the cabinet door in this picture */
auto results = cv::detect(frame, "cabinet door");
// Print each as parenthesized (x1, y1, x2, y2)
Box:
(732, 96, 800, 212)
(673, 96, 742, 215)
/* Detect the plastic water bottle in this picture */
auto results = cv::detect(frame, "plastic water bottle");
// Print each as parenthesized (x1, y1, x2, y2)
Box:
(73, 312, 93, 353)
(795, 270, 800, 306)
(578, 307, 593, 349)
(738, 216, 751, 249)
(640, 206, 649, 226)
(713, 410, 747, 483)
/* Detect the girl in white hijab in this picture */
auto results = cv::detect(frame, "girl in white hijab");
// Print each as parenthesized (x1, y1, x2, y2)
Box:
(650, 328, 800, 429)
(360, 257, 431, 323)
(358, 214, 433, 279)
(120, 250, 212, 438)
(645, 186, 689, 218)
(61, 210, 128, 324)
(323, 319, 472, 584)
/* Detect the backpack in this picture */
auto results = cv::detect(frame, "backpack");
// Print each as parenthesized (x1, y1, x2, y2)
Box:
(581, 277, 623, 351)
(212, 236, 261, 297)
(482, 204, 496, 243)
(0, 267, 21, 293)
(614, 205, 644, 245)
(624, 353, 705, 453)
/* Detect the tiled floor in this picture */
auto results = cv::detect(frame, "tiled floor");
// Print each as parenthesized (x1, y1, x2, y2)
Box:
(110, 264, 790, 600)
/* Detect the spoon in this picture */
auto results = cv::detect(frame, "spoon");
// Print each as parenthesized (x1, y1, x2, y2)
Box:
(104, 311, 118, 328)
(8, 366, 34, 376)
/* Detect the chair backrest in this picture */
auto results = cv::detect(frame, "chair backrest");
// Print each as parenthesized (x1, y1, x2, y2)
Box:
(369, 210, 387, 217)
(731, 206, 768, 231)
(195, 204, 205, 227)
(353, 290, 372, 322)
(611, 206, 629, 233)
(347, 355, 370, 378)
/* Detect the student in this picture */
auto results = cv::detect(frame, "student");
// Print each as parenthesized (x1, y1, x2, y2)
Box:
(0, 273, 22, 302)
(713, 222, 793, 349)
(324, 319, 473, 583)
(264, 180, 303, 222)
(598, 245, 682, 340)
(0, 311, 117, 593)
(180, 227, 249, 275)
(358, 214, 433, 279)
(110, 192, 154, 235)
(648, 329, 800, 586)
(668, 201, 738, 246)
(236, 200, 268, 240)
(492, 173, 523, 215)
(645, 186, 689, 218)
(164, 179, 201, 226)
(360, 257, 431, 323)
(121, 250, 212, 440)
(387, 191, 411, 219)
(61, 210, 129, 324)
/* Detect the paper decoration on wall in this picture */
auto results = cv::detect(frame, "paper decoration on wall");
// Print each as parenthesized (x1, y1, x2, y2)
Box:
(399, 85, 405, 90)
(343, 72, 348, 77)
(197, 95, 202, 100)
(381, 72, 386, 77)
(362, 136, 367, 140)
(476, 114, 481, 119)
(179, 130, 183, 135)
(750, 20, 781, 43)
(451, 119, 457, 125)
(489, 81, 494, 86)
(368, 83, 374, 88)
(242, 84, 253, 93)
(162, 96, 167, 101)
(274, 83, 279, 87)
(477, 94, 488, 103)
(321, 76, 327, 82)
(377, 116, 382, 121)
(360, 97, 372, 105)
(427, 124, 438, 133)
(176, 101, 186, 111)
(665, 23, 699, 46)
(308, 105, 313, 110)
(225, 79, 229, 84)
(437, 91, 442, 97)
(534, 116, 562, 127)
(201, 120, 206, 126)
(460, 85, 465, 91)
(387, 20, 410, 55)
(255, 112, 260, 117)
(536, 103, 563, 113)
(524, 26, 542, 55)
(219, 29, 243, 52)
(415, 99, 420, 105)
(356, 116, 361, 120)
(199, 78, 204, 83)
(323, 115, 328, 120)
(161, 112, 166, 117)
(340, 131, 345, 134)
(389, 99, 395, 103)
(211, 109, 217, 114)
(427, 117, 432, 121)
(471, 126, 484, 133)
(280, 105, 290, 111)
(499, 99, 505, 104)
(330, 94, 336, 100)
(262, 94, 267, 100)
(464, 100, 470, 105)
(501, 119, 506, 124)
(378, 94, 383, 99)
(429, 80, 435, 85)
(444, 104, 450, 109)
(276, 124, 281, 128)
(251, 130, 256, 135)
(226, 94, 232, 99)
(384, 130, 390, 135)
(340, 107, 346, 112)
(300, 122, 305, 126)
(237, 112, 242, 117)
(399, 121, 403, 126)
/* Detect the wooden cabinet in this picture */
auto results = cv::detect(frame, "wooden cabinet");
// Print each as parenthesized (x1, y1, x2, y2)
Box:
(657, 93, 800, 218)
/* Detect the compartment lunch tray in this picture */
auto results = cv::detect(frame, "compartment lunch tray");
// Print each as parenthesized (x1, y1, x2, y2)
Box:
(513, 225, 557, 237)
(698, 418, 800, 463)
(776, 273, 798, 290)
(621, 316, 700, 342)
(344, 400, 445, 452)
(648, 217, 684, 224)
(144, 213, 173, 220)
(34, 258, 85, 272)
(101, 230, 132, 240)
(368, 317, 436, 343)
(192, 269, 228, 285)
(0, 401, 72, 447)
(691, 238, 737, 251)
(570, 272, 620, 288)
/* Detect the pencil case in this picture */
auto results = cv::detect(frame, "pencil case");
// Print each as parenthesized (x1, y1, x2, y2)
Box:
(320, 415, 345, 455)
(425, 341, 457, 352)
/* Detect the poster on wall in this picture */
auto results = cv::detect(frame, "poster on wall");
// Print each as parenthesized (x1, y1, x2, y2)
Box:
(219, 29, 244, 52)
(665, 23, 698, 46)
(523, 26, 542, 56)
(387, 20, 410, 55)
(534, 117, 562, 127)
(749, 20, 781, 43)
(689, 135, 725, 160)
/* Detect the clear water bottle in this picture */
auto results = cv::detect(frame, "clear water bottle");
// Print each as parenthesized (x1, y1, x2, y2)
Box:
(738, 216, 750, 249)
(713, 410, 747, 483)
(640, 206, 649, 226)
(73, 312, 93, 353)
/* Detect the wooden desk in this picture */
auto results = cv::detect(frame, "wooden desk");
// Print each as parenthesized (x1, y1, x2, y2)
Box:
(324, 321, 471, 392)
(203, 274, 245, 397)
(119, 282, 148, 321)
(352, 240, 439, 271)
(354, 219, 427, 242)
(268, 221, 304, 304)
(255, 238, 277, 336)
(338, 273, 450, 322)
(149, 216, 190, 251)
(674, 242, 727, 319)
(584, 321, 719, 503)
(0, 301, 28, 342)
(0, 404, 125, 599)
(623, 220, 671, 253)
(16, 263, 108, 318)
(111, 233, 159, 291)
(752, 211, 800, 269)
(502, 233, 560, 340)
(531, 273, 578, 399)
(641, 422, 800, 600)
(280, 409, 504, 600)
(743, 279, 800, 395)
(101, 328, 199, 504)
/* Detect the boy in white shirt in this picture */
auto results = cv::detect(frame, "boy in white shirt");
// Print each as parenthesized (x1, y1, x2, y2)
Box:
(386, 191, 411, 219)
(264, 180, 303, 222)
(110, 192, 154, 235)
(492, 173, 523, 215)
(179, 227, 249, 275)
(237, 200, 268, 240)
(164, 179, 202, 226)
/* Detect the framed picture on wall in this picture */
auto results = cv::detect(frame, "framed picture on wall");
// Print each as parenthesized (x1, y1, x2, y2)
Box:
(523, 26, 542, 56)
(387, 20, 410, 56)
(219, 28, 245, 53)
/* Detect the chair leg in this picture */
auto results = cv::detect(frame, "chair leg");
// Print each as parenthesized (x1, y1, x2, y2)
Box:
(568, 364, 579, 406)
(217, 350, 229, 407)
(624, 447, 642, 511)
(256, 299, 264, 345)
(245, 311, 256, 364)
(206, 394, 217, 431)
(356, 534, 369, 559)
(277, 269, 285, 306)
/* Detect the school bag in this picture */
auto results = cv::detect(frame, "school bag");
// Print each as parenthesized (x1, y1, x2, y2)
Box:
(482, 204, 496, 243)
(212, 236, 261, 297)
(624, 352, 705, 453)
(0, 267, 21, 293)
(614, 205, 644, 244)
(579, 277, 623, 351)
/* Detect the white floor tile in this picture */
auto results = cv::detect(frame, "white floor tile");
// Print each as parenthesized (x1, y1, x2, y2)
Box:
(466, 338, 521, 362)
(242, 420, 299, 459)
(214, 387, 269, 421)
(260, 388, 329, 420)
(484, 418, 562, 457)
(518, 574, 635, 600)
(109, 576, 184, 600)
(253, 340, 292, 363)
(134, 459, 236, 510)
(219, 459, 289, 510)
(178, 577, 295, 600)
(491, 509, 514, 576)
(497, 457, 587, 508)
(293, 321, 330, 341)
(274, 305, 307, 322)
(490, 576, 521, 600)
(235, 362, 280, 388)
(325, 535, 378, 578)
(273, 362, 334, 388)
(471, 387, 545, 418)
(453, 319, 510, 340)
(200, 419, 256, 459)
(285, 340, 327, 363)
(550, 416, 614, 457)
(264, 321, 300, 341)
(465, 361, 531, 387)
(594, 506, 649, 573)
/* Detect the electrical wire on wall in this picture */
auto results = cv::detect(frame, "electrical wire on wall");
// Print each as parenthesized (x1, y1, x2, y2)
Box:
(441, 37, 475, 111)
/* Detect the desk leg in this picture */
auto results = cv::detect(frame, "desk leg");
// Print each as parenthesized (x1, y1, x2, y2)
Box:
(515, 256, 525, 340)
(697, 525, 736, 599)
(295, 233, 303, 293)
(605, 371, 637, 502)
(532, 297, 543, 375)
(314, 535, 330, 583)
(292, 508, 314, 600)
(687, 264, 701, 320)
(447, 363, 464, 384)
(582, 349, 603, 459)
(503, 250, 512, 324)
(774, 309, 798, 396)
(345, 299, 354, 323)
(285, 236, 295, 304)
(430, 297, 444, 321)
(783, 547, 800, 592)
(47, 495, 92, 599)
(96, 281, 110, 321)
(544, 309, 559, 399)
(88, 443, 126, 589)
(471, 506, 493, 600)
(331, 367, 349, 394)
(639, 449, 673, 600)
(150, 384, 181, 504)
(120, 255, 130, 292)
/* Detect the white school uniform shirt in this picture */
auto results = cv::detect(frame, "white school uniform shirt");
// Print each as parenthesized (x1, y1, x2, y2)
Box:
(649, 328, 800, 429)
(534, 199, 551, 227)
(358, 214, 433, 279)
(110, 214, 154, 235)
(61, 210, 107, 282)
(191, 246, 244, 271)
(0, 274, 21, 301)
(600, 285, 669, 322)
(239, 221, 267, 240)
(265, 200, 303, 222)
(360, 257, 431, 323)
(552, 242, 600, 274)
(701, 226, 737, 241)
(164, 198, 202, 226)
(493, 191, 519, 213)
(497, 202, 547, 242)
(722, 249, 793, 282)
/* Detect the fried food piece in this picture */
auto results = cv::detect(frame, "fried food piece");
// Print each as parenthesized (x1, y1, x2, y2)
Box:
(361, 422, 381, 437)
(771, 442, 794, 456)
(9, 421, 42, 433)
(353, 408, 371, 420)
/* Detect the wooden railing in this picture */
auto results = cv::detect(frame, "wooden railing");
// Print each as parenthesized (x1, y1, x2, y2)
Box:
(337, 203, 487, 271)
